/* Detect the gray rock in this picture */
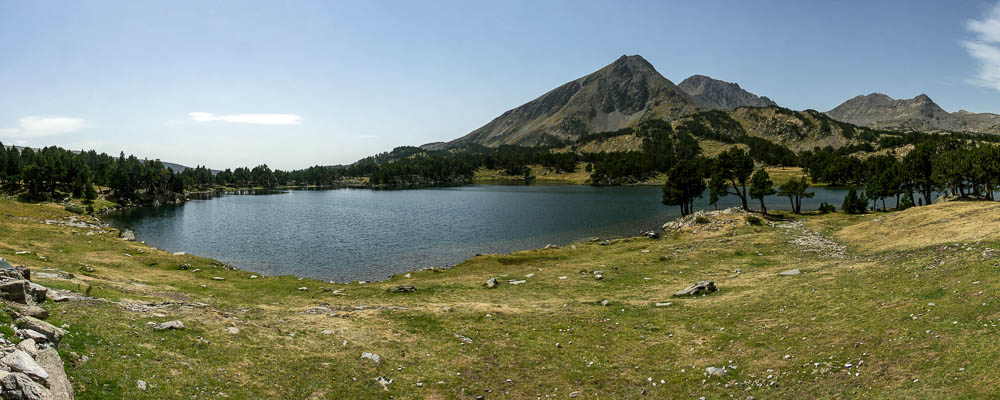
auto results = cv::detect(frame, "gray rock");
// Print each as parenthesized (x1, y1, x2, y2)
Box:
(178, 264, 190, 270)
(119, 230, 135, 241)
(0, 371, 54, 400)
(18, 330, 47, 343)
(673, 281, 717, 297)
(35, 348, 73, 400)
(226, 327, 240, 334)
(26, 282, 47, 303)
(705, 366, 727, 377)
(600, 299, 610, 306)
(389, 285, 416, 293)
(3, 350, 48, 383)
(15, 317, 66, 344)
(454, 334, 473, 344)
(151, 320, 185, 331)
(484, 278, 499, 289)
(778, 269, 802, 276)
(361, 352, 381, 364)
(9, 303, 48, 320)
(136, 380, 147, 390)
(15, 339, 37, 357)
(0, 280, 29, 304)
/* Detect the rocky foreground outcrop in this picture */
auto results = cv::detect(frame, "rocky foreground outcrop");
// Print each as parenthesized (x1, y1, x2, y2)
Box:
(0, 258, 74, 400)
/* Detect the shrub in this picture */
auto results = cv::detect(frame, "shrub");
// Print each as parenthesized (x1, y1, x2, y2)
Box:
(746, 216, 763, 226)
(818, 201, 836, 214)
(694, 216, 710, 224)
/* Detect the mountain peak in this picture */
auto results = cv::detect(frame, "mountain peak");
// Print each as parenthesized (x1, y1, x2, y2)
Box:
(678, 74, 777, 110)
(447, 55, 703, 147)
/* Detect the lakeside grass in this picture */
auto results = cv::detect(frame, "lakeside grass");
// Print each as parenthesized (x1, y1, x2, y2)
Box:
(3, 198, 1000, 398)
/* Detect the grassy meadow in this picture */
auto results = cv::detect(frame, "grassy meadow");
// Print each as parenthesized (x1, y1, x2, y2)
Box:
(1, 198, 999, 398)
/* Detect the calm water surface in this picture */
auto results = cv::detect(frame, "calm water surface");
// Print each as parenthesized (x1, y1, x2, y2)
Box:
(107, 184, 852, 282)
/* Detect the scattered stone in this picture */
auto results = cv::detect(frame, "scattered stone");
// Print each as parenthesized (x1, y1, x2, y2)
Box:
(484, 278, 499, 289)
(0, 280, 29, 304)
(778, 269, 801, 276)
(120, 230, 136, 241)
(642, 230, 660, 239)
(172, 252, 185, 256)
(454, 334, 473, 344)
(250, 275, 258, 279)
(508, 280, 526, 285)
(570, 391, 580, 398)
(297, 287, 308, 291)
(705, 366, 727, 377)
(211, 277, 224, 281)
(594, 274, 604, 280)
(178, 264, 190, 270)
(654, 302, 673, 307)
(389, 285, 416, 293)
(558, 276, 568, 280)
(404, 273, 411, 278)
(151, 320, 185, 331)
(137, 380, 147, 390)
(361, 352, 381, 364)
(672, 281, 717, 297)
(226, 327, 240, 334)
(375, 376, 392, 391)
(600, 299, 610, 306)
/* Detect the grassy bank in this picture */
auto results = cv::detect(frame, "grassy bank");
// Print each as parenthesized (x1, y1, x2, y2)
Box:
(2, 198, 1000, 398)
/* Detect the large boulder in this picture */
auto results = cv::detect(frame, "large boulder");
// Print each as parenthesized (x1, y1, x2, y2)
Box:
(0, 371, 54, 400)
(119, 230, 135, 241)
(35, 348, 74, 400)
(26, 283, 47, 304)
(672, 281, 718, 297)
(0, 280, 29, 304)
(2, 350, 49, 384)
(15, 317, 67, 345)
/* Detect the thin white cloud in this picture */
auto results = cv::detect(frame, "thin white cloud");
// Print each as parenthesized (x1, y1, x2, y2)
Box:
(0, 116, 87, 139)
(189, 112, 301, 125)
(358, 134, 378, 139)
(963, 2, 1000, 91)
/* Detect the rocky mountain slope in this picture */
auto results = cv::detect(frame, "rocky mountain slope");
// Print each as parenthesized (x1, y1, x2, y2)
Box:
(448, 55, 704, 147)
(678, 74, 777, 110)
(826, 93, 1000, 134)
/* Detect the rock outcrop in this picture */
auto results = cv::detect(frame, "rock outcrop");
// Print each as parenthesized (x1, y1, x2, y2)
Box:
(0, 263, 75, 399)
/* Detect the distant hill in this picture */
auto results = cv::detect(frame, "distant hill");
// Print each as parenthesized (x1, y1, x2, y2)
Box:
(826, 93, 1000, 134)
(671, 107, 862, 151)
(447, 55, 704, 147)
(678, 74, 777, 110)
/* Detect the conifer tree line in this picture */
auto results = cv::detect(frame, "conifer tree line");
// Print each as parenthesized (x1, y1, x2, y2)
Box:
(4, 114, 1000, 212)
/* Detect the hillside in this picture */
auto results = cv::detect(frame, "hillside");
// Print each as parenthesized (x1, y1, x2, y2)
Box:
(670, 107, 863, 151)
(6, 198, 1000, 397)
(678, 74, 777, 110)
(826, 93, 1000, 134)
(448, 55, 704, 147)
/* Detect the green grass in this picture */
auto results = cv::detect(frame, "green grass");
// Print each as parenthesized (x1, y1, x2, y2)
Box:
(4, 197, 1000, 398)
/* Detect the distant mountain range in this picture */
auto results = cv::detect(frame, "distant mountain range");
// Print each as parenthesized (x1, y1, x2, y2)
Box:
(432, 54, 999, 149)
(825, 93, 1000, 134)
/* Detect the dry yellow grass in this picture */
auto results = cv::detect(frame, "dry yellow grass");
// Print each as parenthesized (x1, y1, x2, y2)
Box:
(835, 200, 1000, 252)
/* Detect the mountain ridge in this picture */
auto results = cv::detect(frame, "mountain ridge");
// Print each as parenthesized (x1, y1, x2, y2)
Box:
(826, 93, 1000, 134)
(678, 74, 777, 110)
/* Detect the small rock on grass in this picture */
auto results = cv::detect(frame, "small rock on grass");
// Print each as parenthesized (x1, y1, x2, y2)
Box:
(361, 352, 381, 364)
(778, 269, 801, 276)
(705, 366, 727, 377)
(137, 380, 147, 390)
(152, 320, 184, 330)
(484, 278, 499, 289)
(672, 281, 717, 297)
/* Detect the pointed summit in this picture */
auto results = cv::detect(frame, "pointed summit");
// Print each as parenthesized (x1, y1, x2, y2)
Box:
(448, 55, 703, 147)
(678, 74, 777, 110)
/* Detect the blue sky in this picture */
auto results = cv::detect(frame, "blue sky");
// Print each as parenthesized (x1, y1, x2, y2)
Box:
(1, 0, 1000, 169)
